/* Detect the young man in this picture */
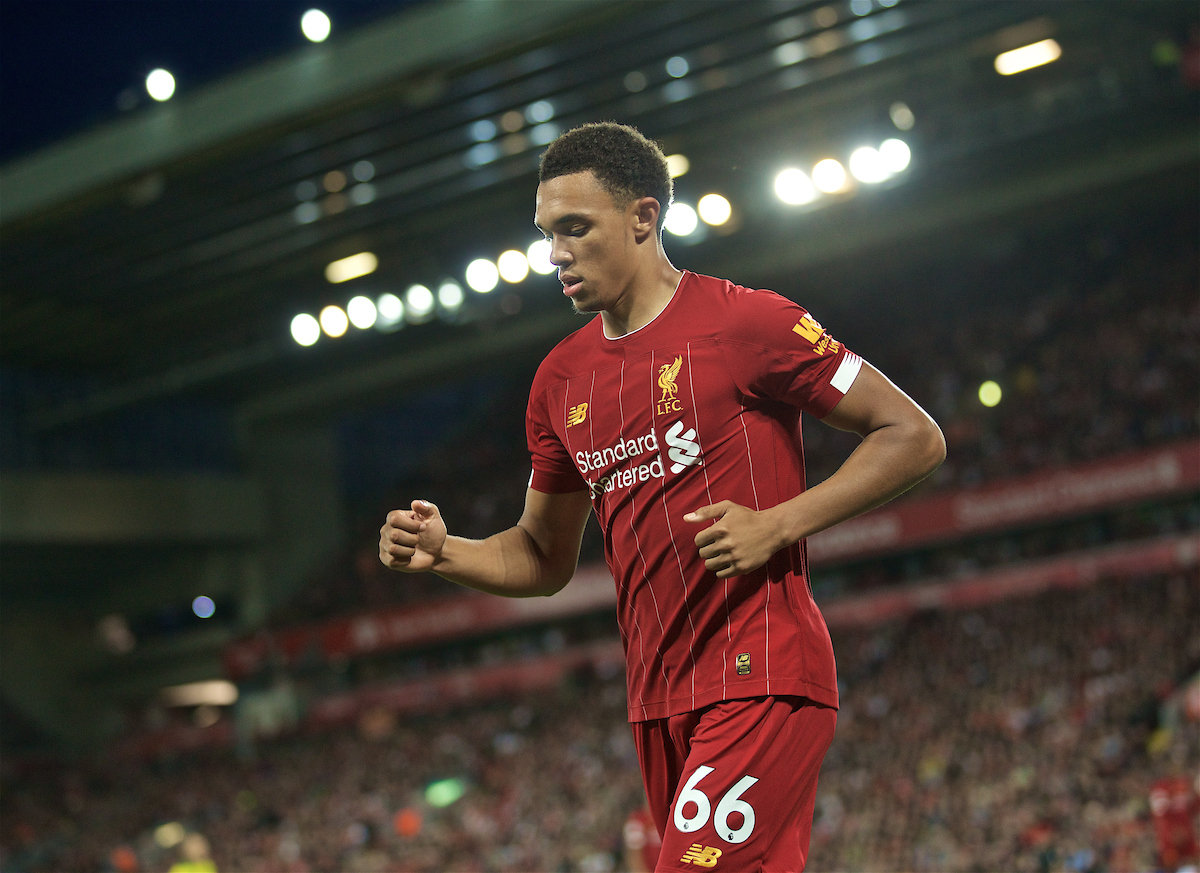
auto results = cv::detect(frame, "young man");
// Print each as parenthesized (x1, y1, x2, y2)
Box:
(380, 123, 945, 869)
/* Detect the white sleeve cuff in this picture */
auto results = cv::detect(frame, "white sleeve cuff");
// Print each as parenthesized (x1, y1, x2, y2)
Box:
(830, 352, 863, 394)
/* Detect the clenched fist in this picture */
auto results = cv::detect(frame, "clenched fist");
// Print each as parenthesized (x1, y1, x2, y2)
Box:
(379, 500, 448, 573)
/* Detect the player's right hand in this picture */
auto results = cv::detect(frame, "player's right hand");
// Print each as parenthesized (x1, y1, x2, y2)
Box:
(379, 500, 447, 573)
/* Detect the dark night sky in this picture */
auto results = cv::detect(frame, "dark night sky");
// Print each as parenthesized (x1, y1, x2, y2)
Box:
(0, 0, 421, 164)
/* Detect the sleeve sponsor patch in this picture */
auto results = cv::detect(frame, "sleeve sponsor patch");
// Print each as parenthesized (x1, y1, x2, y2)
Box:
(792, 313, 840, 355)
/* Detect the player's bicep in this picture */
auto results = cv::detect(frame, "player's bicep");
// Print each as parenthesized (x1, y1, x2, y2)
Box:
(517, 487, 592, 583)
(819, 361, 938, 439)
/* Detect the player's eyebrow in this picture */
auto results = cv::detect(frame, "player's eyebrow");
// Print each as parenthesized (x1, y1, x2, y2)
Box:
(534, 212, 590, 233)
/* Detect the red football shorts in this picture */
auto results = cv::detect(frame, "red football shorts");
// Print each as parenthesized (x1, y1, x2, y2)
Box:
(632, 695, 837, 872)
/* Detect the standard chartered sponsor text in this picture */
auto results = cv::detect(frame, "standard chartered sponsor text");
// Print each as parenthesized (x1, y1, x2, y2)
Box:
(577, 427, 665, 495)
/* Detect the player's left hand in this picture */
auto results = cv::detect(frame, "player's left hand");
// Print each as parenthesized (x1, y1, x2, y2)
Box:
(685, 501, 784, 578)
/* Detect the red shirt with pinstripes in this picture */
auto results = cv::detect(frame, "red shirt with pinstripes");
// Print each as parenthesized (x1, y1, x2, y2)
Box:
(526, 272, 861, 722)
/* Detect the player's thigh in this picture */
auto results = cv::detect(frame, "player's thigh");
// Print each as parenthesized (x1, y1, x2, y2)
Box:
(632, 713, 698, 845)
(654, 696, 836, 873)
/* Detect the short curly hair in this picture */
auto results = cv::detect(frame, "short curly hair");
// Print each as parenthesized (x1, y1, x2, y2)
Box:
(539, 122, 673, 230)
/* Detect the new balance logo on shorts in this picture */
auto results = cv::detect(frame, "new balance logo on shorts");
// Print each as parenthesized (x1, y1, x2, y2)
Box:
(680, 844, 723, 867)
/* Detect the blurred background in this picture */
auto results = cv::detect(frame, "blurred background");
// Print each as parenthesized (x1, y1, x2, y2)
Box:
(0, 1, 1197, 870)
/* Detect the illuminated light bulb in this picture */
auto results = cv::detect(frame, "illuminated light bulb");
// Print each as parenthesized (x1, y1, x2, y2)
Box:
(145, 69, 175, 101)
(527, 239, 556, 275)
(697, 193, 732, 226)
(497, 250, 529, 283)
(889, 101, 915, 130)
(664, 203, 698, 236)
(774, 168, 817, 205)
(979, 380, 1002, 407)
(319, 305, 349, 337)
(346, 295, 377, 329)
(994, 39, 1061, 76)
(325, 252, 377, 283)
(192, 596, 215, 618)
(525, 100, 554, 124)
(665, 154, 690, 178)
(405, 285, 435, 321)
(848, 146, 889, 183)
(438, 281, 464, 311)
(811, 159, 848, 193)
(291, 313, 320, 346)
(465, 259, 500, 293)
(665, 56, 689, 78)
(301, 9, 331, 42)
(879, 138, 911, 173)
(376, 293, 404, 328)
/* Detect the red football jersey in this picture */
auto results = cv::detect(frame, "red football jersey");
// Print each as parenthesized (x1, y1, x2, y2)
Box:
(526, 272, 860, 721)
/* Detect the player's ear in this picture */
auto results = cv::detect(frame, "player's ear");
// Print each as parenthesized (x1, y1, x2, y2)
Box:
(631, 196, 660, 243)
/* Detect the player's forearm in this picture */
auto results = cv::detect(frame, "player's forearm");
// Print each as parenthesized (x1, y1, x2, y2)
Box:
(775, 417, 945, 545)
(431, 524, 575, 598)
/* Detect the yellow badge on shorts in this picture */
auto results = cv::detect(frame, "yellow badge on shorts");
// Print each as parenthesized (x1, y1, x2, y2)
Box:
(680, 844, 723, 867)
(736, 653, 751, 676)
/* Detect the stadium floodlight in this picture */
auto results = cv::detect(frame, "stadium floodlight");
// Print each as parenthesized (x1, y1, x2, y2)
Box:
(879, 138, 911, 174)
(525, 100, 555, 124)
(812, 159, 849, 194)
(665, 154, 690, 178)
(301, 9, 331, 42)
(994, 39, 1061, 75)
(291, 313, 320, 346)
(526, 239, 556, 274)
(498, 250, 530, 283)
(664, 203, 699, 236)
(347, 295, 377, 329)
(849, 147, 889, 184)
(437, 280, 464, 311)
(191, 596, 216, 618)
(979, 380, 1002, 407)
(890, 101, 915, 130)
(665, 56, 690, 78)
(325, 252, 378, 284)
(145, 69, 175, 102)
(319, 305, 349, 337)
(697, 193, 732, 226)
(775, 168, 818, 205)
(405, 285, 435, 320)
(465, 258, 500, 293)
(375, 293, 404, 328)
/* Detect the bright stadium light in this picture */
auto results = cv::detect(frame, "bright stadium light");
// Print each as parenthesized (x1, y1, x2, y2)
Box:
(325, 252, 378, 284)
(301, 9, 331, 42)
(191, 596, 216, 619)
(291, 313, 320, 346)
(497, 250, 530, 283)
(319, 305, 348, 337)
(879, 138, 911, 174)
(526, 239, 556, 274)
(995, 39, 1061, 76)
(376, 293, 404, 328)
(849, 147, 889, 183)
(346, 295, 377, 329)
(665, 154, 690, 178)
(979, 380, 1003, 407)
(775, 168, 817, 205)
(697, 193, 732, 226)
(664, 202, 698, 236)
(438, 280, 464, 311)
(145, 69, 175, 102)
(465, 258, 500, 293)
(812, 159, 848, 194)
(405, 284, 435, 320)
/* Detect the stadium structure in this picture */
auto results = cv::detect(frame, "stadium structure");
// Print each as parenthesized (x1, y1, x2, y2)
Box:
(1, 1, 1197, 870)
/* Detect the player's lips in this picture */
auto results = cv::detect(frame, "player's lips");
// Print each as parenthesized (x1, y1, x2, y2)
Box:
(560, 274, 583, 297)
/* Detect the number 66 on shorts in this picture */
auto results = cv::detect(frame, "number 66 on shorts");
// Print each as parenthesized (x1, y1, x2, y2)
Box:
(674, 765, 759, 844)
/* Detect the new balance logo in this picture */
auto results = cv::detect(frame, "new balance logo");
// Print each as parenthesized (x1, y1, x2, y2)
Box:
(664, 420, 702, 474)
(567, 402, 588, 427)
(680, 844, 722, 867)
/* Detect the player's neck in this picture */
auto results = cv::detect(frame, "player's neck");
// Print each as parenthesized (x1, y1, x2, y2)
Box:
(601, 260, 684, 339)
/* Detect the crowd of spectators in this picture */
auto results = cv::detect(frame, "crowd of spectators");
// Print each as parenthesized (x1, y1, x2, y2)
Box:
(3, 568, 1196, 872)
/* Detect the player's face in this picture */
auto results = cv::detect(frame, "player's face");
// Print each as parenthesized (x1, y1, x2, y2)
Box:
(534, 171, 644, 315)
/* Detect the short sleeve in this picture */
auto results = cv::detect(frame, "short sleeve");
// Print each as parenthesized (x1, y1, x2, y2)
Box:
(718, 286, 863, 418)
(525, 381, 589, 493)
